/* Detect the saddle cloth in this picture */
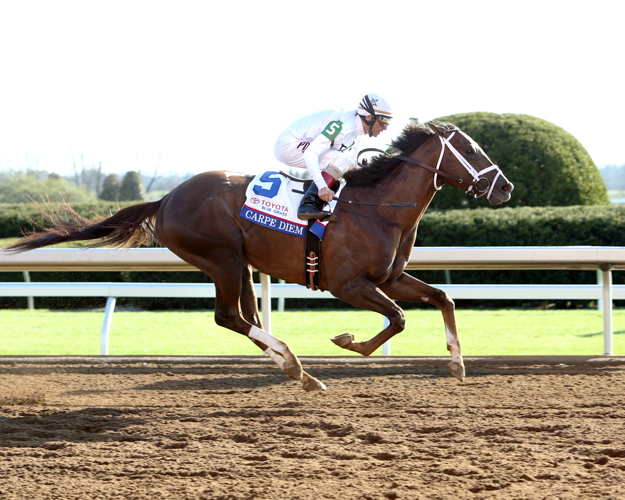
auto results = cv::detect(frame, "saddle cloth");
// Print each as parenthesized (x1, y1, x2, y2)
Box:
(239, 171, 343, 241)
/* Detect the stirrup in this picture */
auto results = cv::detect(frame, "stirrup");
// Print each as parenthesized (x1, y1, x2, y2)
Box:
(298, 204, 337, 222)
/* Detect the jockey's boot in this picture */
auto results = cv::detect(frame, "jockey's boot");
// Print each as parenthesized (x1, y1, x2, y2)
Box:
(298, 172, 339, 222)
(297, 183, 337, 222)
(297, 186, 338, 222)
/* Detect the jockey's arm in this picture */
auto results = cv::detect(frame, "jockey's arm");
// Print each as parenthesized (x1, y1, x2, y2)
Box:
(302, 134, 334, 190)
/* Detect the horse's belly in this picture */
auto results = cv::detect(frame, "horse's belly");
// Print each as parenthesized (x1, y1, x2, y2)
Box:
(241, 225, 306, 285)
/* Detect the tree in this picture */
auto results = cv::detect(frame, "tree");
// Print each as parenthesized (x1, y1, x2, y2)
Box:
(0, 171, 96, 203)
(119, 171, 146, 201)
(69, 152, 104, 195)
(99, 174, 122, 201)
(428, 112, 609, 209)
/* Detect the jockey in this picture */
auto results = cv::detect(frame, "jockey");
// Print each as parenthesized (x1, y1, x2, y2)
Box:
(274, 93, 392, 221)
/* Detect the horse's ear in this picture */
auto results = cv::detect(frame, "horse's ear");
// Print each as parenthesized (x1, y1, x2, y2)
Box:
(428, 122, 445, 136)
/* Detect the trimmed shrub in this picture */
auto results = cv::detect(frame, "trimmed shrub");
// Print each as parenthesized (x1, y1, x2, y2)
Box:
(430, 112, 609, 209)
(119, 171, 146, 201)
(99, 174, 122, 201)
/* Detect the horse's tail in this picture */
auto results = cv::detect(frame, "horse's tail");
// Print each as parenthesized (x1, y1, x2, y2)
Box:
(4, 198, 164, 253)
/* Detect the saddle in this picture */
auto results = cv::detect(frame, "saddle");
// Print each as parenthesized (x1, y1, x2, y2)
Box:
(240, 171, 341, 292)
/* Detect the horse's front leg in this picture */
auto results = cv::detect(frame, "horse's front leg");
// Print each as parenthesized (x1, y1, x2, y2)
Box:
(329, 278, 407, 356)
(239, 266, 326, 392)
(378, 272, 465, 382)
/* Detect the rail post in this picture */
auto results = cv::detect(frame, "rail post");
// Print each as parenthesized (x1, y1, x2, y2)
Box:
(382, 316, 391, 356)
(22, 271, 34, 310)
(599, 263, 613, 355)
(101, 297, 117, 355)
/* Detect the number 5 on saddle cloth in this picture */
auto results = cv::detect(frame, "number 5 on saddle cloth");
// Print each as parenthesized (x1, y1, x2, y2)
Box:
(239, 171, 344, 291)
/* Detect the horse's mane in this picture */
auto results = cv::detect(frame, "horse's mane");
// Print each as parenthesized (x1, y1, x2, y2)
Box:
(343, 121, 455, 187)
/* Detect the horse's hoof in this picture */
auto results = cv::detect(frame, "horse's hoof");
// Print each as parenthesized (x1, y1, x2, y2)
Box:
(447, 361, 465, 383)
(283, 361, 303, 381)
(331, 333, 354, 348)
(301, 372, 327, 392)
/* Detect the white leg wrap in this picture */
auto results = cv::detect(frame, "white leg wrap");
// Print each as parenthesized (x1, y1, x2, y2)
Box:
(264, 347, 287, 370)
(249, 326, 284, 353)
(446, 325, 463, 364)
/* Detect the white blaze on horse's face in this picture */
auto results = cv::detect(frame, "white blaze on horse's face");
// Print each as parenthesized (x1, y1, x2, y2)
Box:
(434, 128, 514, 206)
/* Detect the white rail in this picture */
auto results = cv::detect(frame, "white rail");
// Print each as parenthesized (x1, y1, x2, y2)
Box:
(2, 246, 625, 271)
(1, 247, 624, 355)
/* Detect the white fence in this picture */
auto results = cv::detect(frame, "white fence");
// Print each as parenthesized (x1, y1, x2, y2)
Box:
(1, 247, 625, 356)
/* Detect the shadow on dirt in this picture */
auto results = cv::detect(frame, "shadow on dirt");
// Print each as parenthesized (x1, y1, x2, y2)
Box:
(2, 362, 625, 400)
(0, 407, 149, 449)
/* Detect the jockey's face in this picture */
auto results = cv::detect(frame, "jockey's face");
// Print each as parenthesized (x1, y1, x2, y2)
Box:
(364, 115, 390, 137)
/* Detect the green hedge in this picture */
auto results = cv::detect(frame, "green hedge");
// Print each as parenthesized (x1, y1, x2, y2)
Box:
(409, 205, 625, 307)
(430, 112, 609, 209)
(2, 205, 625, 309)
(417, 205, 625, 247)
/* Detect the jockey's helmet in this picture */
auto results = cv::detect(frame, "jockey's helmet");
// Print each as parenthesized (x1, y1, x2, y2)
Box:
(357, 93, 393, 135)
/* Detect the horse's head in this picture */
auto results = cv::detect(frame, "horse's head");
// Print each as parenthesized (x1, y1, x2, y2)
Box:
(428, 122, 513, 205)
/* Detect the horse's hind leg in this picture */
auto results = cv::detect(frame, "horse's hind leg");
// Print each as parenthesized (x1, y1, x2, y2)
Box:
(330, 273, 465, 382)
(239, 265, 326, 392)
(379, 272, 465, 382)
(329, 277, 407, 355)
(239, 264, 262, 328)
(212, 259, 305, 381)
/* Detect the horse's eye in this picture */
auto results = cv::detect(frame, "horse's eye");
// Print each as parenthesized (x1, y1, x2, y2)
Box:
(466, 148, 475, 155)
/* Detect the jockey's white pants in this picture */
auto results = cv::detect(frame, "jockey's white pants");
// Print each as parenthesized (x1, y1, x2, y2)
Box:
(274, 130, 357, 187)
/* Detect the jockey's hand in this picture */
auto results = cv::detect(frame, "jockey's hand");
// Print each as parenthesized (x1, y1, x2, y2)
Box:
(318, 187, 334, 202)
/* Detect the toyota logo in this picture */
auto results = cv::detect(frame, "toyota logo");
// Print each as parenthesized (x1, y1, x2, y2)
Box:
(250, 197, 260, 204)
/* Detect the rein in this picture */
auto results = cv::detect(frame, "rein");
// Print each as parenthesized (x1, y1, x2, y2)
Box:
(292, 187, 416, 207)
(358, 131, 503, 200)
(358, 148, 471, 187)
(332, 197, 415, 208)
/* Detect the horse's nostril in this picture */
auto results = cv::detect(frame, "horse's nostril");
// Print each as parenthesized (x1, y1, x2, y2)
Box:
(502, 184, 510, 192)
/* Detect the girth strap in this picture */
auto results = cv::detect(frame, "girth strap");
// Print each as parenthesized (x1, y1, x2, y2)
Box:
(305, 220, 322, 291)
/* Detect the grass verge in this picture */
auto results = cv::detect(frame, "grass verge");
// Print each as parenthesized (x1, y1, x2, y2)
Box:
(0, 308, 623, 356)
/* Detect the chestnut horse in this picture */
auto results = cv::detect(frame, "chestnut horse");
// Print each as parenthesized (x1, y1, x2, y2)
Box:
(6, 122, 513, 391)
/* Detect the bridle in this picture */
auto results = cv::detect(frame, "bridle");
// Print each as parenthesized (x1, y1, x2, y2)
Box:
(358, 128, 505, 200)
(432, 129, 503, 199)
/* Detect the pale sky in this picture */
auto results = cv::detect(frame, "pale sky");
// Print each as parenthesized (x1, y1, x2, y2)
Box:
(0, 0, 623, 178)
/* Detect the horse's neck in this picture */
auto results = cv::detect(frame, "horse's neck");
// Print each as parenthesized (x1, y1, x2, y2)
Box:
(379, 159, 438, 224)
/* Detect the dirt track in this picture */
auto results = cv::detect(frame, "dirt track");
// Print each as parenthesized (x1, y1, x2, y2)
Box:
(1, 358, 625, 500)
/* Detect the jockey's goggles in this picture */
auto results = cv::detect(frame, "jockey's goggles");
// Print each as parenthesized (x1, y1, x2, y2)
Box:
(377, 115, 392, 126)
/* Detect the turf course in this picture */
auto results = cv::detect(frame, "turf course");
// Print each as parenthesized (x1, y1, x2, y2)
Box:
(0, 308, 623, 356)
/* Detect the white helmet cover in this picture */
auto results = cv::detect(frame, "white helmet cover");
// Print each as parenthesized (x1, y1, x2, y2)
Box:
(357, 93, 392, 118)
